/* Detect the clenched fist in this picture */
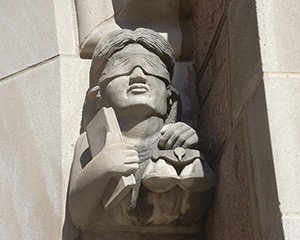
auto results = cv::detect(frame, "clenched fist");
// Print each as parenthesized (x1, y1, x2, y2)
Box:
(92, 132, 139, 178)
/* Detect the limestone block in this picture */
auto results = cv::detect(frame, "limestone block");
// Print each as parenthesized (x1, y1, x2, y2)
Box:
(256, 0, 300, 72)
(53, 0, 77, 55)
(228, 0, 263, 121)
(246, 81, 283, 236)
(282, 216, 300, 240)
(0, 1, 57, 78)
(60, 57, 90, 240)
(0, 0, 77, 79)
(60, 57, 90, 199)
(75, 0, 194, 59)
(0, 57, 89, 240)
(0, 60, 62, 240)
(263, 74, 300, 214)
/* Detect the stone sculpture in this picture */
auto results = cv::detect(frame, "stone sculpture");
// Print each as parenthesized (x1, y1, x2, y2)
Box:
(68, 28, 215, 240)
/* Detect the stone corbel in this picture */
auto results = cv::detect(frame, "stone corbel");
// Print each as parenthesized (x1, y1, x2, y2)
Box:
(75, 0, 194, 59)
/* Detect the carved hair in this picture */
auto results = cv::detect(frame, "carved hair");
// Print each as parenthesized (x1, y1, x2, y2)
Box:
(81, 28, 180, 133)
(89, 28, 176, 90)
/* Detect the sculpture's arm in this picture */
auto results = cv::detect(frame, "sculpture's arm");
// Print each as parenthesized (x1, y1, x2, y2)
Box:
(158, 122, 199, 150)
(68, 132, 138, 229)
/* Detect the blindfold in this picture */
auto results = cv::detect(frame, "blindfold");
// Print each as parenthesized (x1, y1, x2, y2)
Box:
(98, 46, 171, 85)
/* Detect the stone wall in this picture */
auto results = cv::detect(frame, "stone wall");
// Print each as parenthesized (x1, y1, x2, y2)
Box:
(256, 1, 300, 239)
(191, 1, 260, 239)
(192, 0, 300, 239)
(0, 1, 89, 239)
(1, 0, 300, 239)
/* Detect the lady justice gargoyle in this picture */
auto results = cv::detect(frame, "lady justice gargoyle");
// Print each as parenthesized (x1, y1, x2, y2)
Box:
(68, 28, 215, 240)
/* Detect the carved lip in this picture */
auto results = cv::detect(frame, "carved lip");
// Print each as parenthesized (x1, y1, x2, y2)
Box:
(127, 83, 149, 93)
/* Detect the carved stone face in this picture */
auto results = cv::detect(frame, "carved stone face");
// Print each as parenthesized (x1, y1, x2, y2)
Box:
(100, 44, 171, 117)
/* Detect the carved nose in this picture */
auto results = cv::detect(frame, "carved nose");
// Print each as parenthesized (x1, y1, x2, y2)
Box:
(129, 67, 147, 84)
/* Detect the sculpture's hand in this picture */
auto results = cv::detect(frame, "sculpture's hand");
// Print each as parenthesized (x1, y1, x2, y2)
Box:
(158, 122, 199, 150)
(94, 132, 139, 178)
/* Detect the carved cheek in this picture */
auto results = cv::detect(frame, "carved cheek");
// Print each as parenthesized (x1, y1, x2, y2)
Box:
(102, 77, 129, 106)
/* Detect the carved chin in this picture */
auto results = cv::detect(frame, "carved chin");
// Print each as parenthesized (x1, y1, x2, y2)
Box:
(112, 103, 167, 118)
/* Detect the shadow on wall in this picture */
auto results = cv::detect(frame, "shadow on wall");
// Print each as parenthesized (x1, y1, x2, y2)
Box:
(62, 189, 81, 240)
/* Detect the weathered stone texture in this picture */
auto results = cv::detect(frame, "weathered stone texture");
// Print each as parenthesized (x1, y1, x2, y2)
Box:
(0, 57, 89, 240)
(192, 1, 261, 239)
(196, 19, 229, 105)
(193, 0, 300, 239)
(263, 217, 284, 240)
(0, 1, 76, 79)
(263, 75, 300, 214)
(239, 74, 300, 240)
(191, 0, 227, 72)
(228, 0, 263, 121)
(61, 58, 90, 193)
(205, 123, 255, 240)
(282, 216, 300, 240)
(214, 20, 228, 73)
(197, 63, 230, 163)
(197, 57, 214, 105)
(192, 2, 230, 163)
(256, 0, 300, 73)
(246, 81, 282, 236)
(0, 60, 62, 239)
(262, 75, 300, 240)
